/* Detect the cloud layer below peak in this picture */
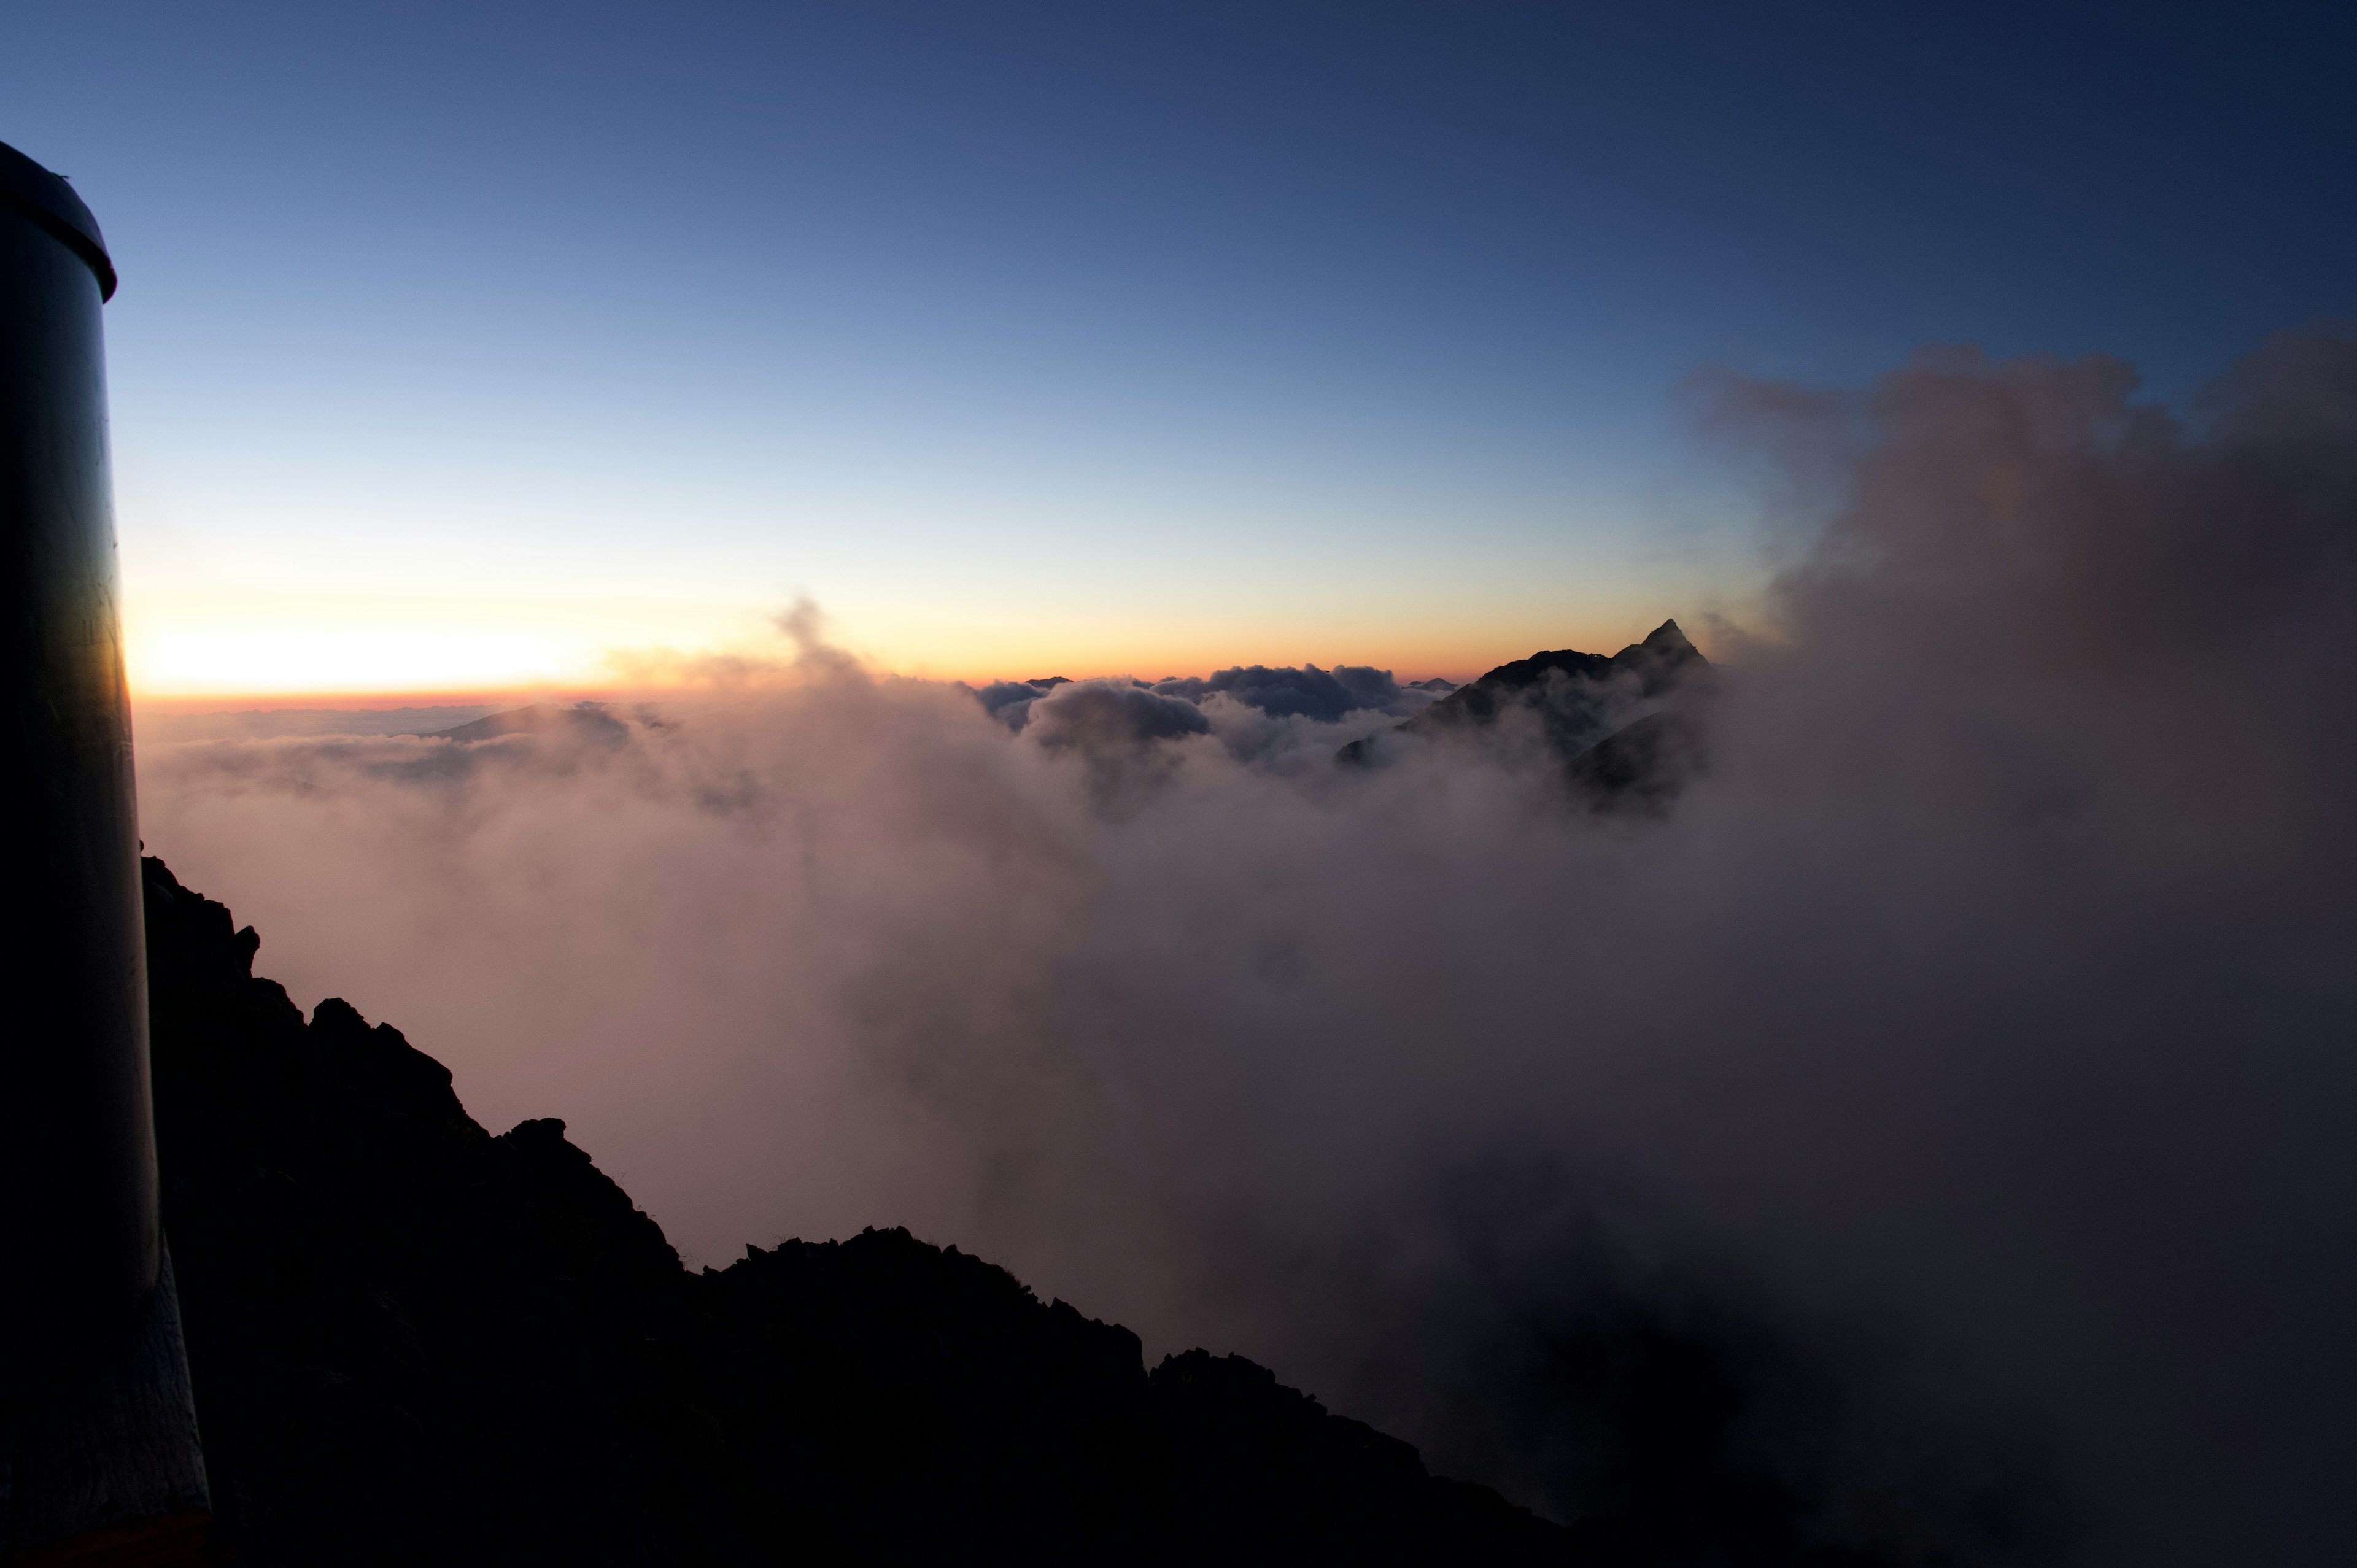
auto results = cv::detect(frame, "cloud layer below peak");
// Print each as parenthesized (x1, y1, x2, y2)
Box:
(133, 333, 2357, 1566)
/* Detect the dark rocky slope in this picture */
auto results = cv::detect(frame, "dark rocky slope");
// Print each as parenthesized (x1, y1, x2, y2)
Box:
(142, 857, 1592, 1566)
(1341, 621, 1710, 808)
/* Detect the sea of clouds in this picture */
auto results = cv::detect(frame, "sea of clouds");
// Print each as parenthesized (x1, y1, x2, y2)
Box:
(132, 334, 2357, 1565)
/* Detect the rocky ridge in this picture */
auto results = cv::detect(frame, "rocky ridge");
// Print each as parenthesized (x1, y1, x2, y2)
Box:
(141, 856, 1604, 1566)
(1340, 620, 1711, 808)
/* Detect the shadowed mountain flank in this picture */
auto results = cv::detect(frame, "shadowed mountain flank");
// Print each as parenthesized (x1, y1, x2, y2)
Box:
(1339, 620, 1710, 808)
(139, 856, 1581, 1566)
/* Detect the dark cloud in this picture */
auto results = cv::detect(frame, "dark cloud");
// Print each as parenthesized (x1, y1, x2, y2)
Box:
(131, 332, 2357, 1566)
(1148, 663, 1430, 723)
(1024, 679, 1212, 749)
(1016, 679, 1216, 806)
(969, 679, 1050, 729)
(973, 663, 1436, 736)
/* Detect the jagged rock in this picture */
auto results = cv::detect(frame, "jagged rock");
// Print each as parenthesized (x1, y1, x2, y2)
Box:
(140, 858, 1596, 1566)
(1341, 620, 1710, 810)
(1563, 709, 1706, 816)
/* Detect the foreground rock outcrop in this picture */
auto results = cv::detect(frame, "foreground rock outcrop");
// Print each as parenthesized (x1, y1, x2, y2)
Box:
(141, 857, 1591, 1566)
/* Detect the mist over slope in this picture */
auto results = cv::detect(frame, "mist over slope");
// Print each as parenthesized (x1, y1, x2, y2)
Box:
(133, 334, 2357, 1563)
(142, 855, 1569, 1566)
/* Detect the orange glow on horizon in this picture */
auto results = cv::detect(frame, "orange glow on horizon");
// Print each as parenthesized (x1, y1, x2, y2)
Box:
(120, 539, 1723, 706)
(122, 584, 1717, 708)
(130, 687, 618, 716)
(126, 617, 1709, 711)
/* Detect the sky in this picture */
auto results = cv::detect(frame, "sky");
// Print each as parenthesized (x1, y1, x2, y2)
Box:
(6, 0, 2353, 696)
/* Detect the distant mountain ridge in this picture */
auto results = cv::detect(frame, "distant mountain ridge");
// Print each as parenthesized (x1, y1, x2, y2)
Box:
(1340, 620, 1710, 808)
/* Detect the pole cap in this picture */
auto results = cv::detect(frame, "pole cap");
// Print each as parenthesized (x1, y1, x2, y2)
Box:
(0, 139, 117, 301)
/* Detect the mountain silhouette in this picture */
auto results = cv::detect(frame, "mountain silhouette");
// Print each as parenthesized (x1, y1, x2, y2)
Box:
(1340, 620, 1709, 808)
(139, 855, 1604, 1566)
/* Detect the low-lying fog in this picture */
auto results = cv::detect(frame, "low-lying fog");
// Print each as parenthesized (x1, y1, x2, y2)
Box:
(134, 338, 2357, 1565)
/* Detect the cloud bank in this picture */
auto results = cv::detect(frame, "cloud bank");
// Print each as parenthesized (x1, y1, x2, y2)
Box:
(132, 334, 2357, 1564)
(969, 660, 1438, 751)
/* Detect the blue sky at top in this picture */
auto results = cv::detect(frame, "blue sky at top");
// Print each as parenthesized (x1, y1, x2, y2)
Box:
(6, 1, 2350, 691)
